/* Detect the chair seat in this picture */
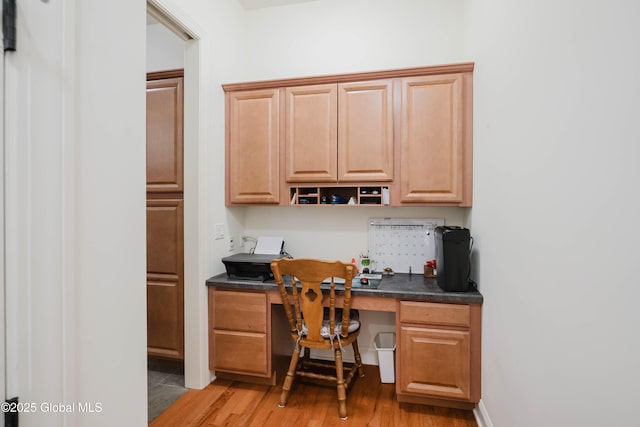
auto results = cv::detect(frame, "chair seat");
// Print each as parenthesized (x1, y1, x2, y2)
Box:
(300, 318, 360, 338)
(321, 317, 360, 337)
(301, 308, 360, 338)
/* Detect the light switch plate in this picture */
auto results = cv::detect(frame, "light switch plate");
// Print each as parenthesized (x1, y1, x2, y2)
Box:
(214, 223, 225, 240)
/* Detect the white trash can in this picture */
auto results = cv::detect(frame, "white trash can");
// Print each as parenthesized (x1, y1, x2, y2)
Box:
(374, 332, 396, 383)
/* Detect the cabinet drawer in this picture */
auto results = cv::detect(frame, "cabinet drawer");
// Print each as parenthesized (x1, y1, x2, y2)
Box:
(212, 330, 269, 376)
(400, 301, 470, 328)
(213, 290, 267, 333)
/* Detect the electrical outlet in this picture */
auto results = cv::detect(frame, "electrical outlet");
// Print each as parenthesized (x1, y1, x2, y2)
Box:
(214, 223, 225, 240)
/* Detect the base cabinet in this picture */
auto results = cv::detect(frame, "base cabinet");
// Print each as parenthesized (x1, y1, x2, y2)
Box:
(209, 288, 271, 378)
(396, 301, 481, 406)
(207, 287, 481, 408)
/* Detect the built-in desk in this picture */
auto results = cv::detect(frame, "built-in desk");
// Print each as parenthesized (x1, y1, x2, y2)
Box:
(206, 272, 483, 409)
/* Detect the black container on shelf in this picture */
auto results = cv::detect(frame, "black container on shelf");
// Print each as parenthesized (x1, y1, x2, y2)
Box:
(434, 226, 471, 292)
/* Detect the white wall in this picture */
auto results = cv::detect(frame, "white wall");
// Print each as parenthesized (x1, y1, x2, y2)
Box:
(241, 0, 469, 80)
(146, 22, 185, 72)
(467, 0, 640, 426)
(242, 207, 467, 260)
(73, 2, 148, 424)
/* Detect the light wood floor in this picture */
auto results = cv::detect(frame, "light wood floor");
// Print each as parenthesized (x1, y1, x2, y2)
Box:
(149, 365, 478, 427)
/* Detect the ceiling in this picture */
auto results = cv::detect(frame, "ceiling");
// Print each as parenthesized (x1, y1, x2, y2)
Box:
(238, 0, 319, 10)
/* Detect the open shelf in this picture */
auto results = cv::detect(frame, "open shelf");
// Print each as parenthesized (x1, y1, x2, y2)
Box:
(289, 186, 389, 206)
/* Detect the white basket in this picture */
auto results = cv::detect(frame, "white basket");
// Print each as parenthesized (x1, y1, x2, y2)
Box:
(374, 332, 396, 383)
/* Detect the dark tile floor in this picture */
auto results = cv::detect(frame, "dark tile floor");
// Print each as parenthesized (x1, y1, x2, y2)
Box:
(148, 363, 188, 422)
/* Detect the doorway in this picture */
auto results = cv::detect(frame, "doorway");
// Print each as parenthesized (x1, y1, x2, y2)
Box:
(146, 69, 185, 364)
(146, 67, 187, 421)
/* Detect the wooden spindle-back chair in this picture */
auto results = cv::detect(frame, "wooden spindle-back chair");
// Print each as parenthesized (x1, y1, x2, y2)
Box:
(270, 258, 365, 420)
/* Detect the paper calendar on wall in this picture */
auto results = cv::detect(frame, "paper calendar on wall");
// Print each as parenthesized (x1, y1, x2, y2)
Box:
(368, 218, 445, 274)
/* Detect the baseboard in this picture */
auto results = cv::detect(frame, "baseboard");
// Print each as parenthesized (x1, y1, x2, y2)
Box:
(473, 400, 494, 427)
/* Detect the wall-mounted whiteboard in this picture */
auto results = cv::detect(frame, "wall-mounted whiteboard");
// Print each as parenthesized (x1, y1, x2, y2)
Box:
(368, 218, 444, 274)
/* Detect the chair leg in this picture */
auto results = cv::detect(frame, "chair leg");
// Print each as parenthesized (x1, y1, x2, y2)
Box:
(302, 346, 311, 367)
(334, 348, 348, 420)
(279, 348, 300, 408)
(351, 339, 365, 377)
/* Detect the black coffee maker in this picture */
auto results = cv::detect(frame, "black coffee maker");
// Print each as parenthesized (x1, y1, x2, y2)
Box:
(434, 226, 471, 292)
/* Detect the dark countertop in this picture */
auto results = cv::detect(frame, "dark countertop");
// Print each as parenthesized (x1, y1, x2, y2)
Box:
(206, 272, 483, 304)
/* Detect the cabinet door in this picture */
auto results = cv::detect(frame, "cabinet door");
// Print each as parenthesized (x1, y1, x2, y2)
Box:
(227, 89, 280, 204)
(147, 199, 184, 360)
(338, 80, 393, 182)
(147, 77, 184, 192)
(398, 326, 471, 401)
(399, 74, 466, 204)
(285, 84, 337, 182)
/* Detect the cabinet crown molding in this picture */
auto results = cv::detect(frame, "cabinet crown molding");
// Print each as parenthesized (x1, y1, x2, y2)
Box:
(222, 62, 474, 92)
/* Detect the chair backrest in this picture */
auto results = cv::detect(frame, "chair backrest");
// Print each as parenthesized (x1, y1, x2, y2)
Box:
(271, 258, 356, 343)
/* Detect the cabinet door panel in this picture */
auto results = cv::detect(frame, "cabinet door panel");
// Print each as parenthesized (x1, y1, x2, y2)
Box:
(399, 326, 470, 400)
(147, 199, 184, 360)
(338, 80, 393, 182)
(147, 199, 183, 275)
(227, 89, 280, 204)
(400, 74, 464, 203)
(147, 77, 184, 192)
(213, 330, 269, 376)
(285, 84, 337, 182)
(147, 275, 183, 359)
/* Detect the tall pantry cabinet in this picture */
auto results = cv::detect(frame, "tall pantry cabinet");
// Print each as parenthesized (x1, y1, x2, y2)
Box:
(146, 70, 185, 361)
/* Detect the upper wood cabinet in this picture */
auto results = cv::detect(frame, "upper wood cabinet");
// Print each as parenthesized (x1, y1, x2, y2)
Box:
(285, 80, 393, 183)
(338, 80, 394, 182)
(223, 62, 474, 206)
(398, 73, 472, 205)
(226, 89, 280, 204)
(147, 76, 184, 192)
(285, 84, 338, 182)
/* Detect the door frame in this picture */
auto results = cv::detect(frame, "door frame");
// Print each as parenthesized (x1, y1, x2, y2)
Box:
(1, 0, 6, 415)
(146, 0, 209, 389)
